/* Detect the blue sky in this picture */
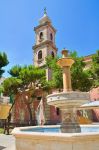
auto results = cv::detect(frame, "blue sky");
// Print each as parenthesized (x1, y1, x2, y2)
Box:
(0, 0, 99, 77)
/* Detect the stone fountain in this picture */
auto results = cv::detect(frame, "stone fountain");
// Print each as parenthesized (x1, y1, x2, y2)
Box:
(47, 49, 90, 133)
(12, 49, 99, 150)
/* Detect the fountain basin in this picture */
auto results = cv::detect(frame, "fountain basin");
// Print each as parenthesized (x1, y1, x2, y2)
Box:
(47, 91, 90, 133)
(57, 57, 74, 67)
(47, 92, 90, 108)
(12, 125, 99, 150)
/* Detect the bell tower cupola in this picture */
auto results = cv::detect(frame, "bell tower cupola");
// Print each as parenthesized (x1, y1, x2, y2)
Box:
(33, 8, 57, 68)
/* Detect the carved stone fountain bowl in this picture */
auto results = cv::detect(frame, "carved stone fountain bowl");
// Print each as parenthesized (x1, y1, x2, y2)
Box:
(47, 91, 90, 109)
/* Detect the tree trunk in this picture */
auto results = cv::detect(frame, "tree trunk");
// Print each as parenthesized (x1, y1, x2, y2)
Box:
(4, 99, 15, 134)
(26, 103, 33, 125)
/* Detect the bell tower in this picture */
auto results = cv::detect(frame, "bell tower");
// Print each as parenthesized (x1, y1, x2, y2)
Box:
(32, 9, 57, 80)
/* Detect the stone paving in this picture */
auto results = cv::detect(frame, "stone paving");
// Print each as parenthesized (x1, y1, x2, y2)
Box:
(0, 134, 15, 150)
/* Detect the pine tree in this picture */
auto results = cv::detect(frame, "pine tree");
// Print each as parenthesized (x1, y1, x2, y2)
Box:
(0, 52, 9, 77)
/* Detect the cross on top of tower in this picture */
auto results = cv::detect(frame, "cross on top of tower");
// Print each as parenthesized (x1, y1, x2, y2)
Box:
(39, 8, 51, 25)
(44, 7, 47, 15)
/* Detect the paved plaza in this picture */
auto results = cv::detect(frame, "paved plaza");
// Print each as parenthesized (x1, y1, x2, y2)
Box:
(0, 134, 15, 150)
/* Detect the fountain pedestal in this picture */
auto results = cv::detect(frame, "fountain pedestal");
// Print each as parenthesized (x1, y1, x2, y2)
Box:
(61, 108, 81, 133)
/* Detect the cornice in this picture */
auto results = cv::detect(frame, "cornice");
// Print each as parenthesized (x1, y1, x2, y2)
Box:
(34, 22, 56, 33)
(32, 40, 58, 51)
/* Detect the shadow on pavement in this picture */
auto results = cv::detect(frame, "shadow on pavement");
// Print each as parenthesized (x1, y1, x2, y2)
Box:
(0, 146, 6, 150)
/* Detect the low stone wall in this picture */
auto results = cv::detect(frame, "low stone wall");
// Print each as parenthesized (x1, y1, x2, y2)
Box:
(12, 126, 99, 150)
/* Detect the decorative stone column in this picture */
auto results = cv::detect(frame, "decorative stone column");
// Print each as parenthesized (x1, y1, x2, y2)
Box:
(63, 66, 72, 92)
(57, 50, 74, 92)
(57, 49, 81, 133)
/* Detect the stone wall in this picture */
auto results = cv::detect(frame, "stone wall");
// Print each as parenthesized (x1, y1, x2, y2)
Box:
(90, 87, 99, 121)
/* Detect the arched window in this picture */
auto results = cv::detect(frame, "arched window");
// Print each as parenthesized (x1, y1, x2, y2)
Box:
(39, 32, 43, 40)
(38, 50, 42, 60)
(50, 33, 53, 41)
(51, 51, 54, 58)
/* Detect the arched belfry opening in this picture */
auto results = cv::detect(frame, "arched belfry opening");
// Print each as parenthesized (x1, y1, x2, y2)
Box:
(50, 33, 53, 41)
(39, 32, 43, 40)
(38, 50, 42, 60)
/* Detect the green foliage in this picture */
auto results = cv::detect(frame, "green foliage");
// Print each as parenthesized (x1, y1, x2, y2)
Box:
(90, 50, 99, 87)
(0, 85, 4, 93)
(19, 65, 45, 84)
(46, 56, 63, 89)
(3, 77, 22, 95)
(69, 51, 78, 59)
(3, 65, 46, 95)
(0, 52, 9, 77)
(45, 51, 92, 92)
(8, 65, 22, 77)
(70, 51, 92, 91)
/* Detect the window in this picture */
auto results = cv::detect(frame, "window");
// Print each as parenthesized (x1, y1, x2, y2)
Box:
(37, 97, 42, 101)
(56, 108, 60, 116)
(51, 51, 54, 58)
(39, 32, 43, 40)
(50, 33, 53, 41)
(38, 50, 42, 60)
